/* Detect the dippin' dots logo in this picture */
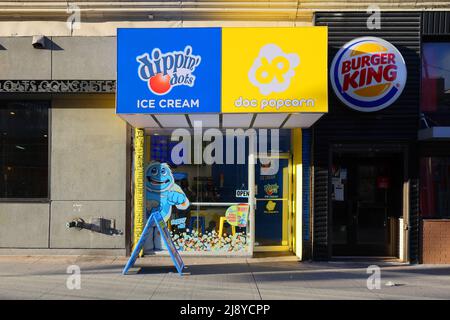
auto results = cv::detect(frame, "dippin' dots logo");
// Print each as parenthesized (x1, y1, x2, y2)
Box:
(137, 46, 201, 95)
(330, 37, 407, 112)
(249, 44, 299, 95)
(264, 183, 279, 196)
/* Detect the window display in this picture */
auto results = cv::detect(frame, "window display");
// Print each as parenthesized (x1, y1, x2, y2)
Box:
(146, 133, 251, 254)
(420, 157, 450, 218)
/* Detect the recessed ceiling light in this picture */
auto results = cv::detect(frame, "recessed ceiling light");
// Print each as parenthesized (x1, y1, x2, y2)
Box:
(9, 111, 15, 115)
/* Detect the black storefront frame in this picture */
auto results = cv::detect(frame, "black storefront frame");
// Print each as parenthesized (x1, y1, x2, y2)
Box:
(312, 11, 421, 262)
(418, 12, 450, 262)
(327, 143, 410, 261)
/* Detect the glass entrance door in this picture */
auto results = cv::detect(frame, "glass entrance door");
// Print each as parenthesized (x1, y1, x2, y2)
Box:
(254, 154, 292, 251)
(331, 153, 403, 256)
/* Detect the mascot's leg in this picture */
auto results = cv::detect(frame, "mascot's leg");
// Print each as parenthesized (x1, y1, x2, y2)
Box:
(154, 229, 163, 251)
(154, 204, 171, 250)
(143, 209, 155, 253)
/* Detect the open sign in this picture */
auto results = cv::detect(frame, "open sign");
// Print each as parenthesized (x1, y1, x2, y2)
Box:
(236, 190, 249, 198)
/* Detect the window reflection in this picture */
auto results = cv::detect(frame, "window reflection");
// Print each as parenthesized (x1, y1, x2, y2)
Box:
(421, 42, 450, 126)
(420, 157, 450, 218)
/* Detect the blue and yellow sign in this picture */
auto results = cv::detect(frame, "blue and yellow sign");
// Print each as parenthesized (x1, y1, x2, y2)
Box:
(116, 27, 328, 114)
(222, 27, 328, 113)
(117, 28, 222, 114)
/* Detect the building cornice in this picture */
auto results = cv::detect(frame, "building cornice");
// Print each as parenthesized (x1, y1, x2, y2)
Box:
(0, 1, 448, 21)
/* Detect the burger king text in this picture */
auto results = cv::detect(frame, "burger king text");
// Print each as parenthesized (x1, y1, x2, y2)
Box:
(341, 53, 397, 91)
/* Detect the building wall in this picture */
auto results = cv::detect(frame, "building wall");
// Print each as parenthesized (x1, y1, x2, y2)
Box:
(419, 12, 450, 264)
(0, 16, 313, 254)
(0, 203, 50, 248)
(0, 94, 128, 253)
(1, 2, 445, 256)
(0, 36, 116, 80)
(2, 0, 446, 38)
(421, 220, 450, 264)
(50, 95, 127, 249)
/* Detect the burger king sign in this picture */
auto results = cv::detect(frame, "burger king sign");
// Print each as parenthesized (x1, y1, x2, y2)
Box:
(330, 37, 406, 112)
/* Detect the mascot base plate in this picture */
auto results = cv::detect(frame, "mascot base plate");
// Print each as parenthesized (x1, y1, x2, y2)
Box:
(122, 210, 185, 276)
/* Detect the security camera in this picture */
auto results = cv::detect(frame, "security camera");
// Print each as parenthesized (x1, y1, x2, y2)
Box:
(32, 35, 47, 49)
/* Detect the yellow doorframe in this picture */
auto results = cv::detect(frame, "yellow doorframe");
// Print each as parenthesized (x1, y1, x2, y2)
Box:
(254, 153, 293, 252)
(292, 128, 303, 259)
(133, 128, 145, 257)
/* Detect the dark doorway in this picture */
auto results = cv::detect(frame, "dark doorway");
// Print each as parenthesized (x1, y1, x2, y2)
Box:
(331, 151, 403, 256)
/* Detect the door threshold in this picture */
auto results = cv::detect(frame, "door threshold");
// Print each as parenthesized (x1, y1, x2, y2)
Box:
(330, 256, 406, 263)
(254, 245, 290, 252)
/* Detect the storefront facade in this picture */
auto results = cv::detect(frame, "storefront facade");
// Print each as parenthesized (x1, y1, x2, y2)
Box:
(418, 12, 450, 264)
(117, 27, 327, 257)
(0, 1, 321, 258)
(311, 12, 421, 262)
(310, 11, 450, 264)
(1, 2, 450, 263)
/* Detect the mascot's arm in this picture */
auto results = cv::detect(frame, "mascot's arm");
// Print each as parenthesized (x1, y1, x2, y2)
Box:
(169, 184, 190, 210)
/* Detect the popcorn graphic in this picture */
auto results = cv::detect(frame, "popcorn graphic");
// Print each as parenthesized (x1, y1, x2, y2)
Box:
(248, 44, 300, 95)
(266, 200, 277, 211)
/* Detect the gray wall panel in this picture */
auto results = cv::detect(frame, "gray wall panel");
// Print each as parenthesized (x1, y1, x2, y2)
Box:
(50, 200, 125, 249)
(0, 203, 50, 248)
(51, 37, 116, 80)
(0, 36, 116, 81)
(50, 104, 126, 201)
(0, 37, 51, 80)
(49, 99, 127, 250)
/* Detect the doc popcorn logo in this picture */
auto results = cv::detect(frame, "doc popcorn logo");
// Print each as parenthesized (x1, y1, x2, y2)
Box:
(137, 45, 201, 95)
(249, 44, 299, 95)
(330, 37, 407, 112)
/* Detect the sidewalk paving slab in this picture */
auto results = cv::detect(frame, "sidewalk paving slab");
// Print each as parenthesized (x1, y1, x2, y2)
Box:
(0, 255, 449, 300)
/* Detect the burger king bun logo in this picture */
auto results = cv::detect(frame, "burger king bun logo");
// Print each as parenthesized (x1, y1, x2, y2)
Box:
(330, 37, 406, 112)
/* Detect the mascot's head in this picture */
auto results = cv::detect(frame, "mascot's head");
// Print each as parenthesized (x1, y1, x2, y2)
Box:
(145, 162, 174, 192)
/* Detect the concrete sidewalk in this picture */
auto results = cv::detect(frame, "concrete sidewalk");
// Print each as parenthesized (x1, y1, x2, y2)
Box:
(0, 255, 449, 300)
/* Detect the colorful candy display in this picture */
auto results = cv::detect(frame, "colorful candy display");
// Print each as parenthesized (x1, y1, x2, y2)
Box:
(170, 229, 249, 252)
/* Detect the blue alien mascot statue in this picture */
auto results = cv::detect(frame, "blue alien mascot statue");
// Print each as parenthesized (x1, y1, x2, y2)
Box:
(146, 162, 189, 222)
(144, 162, 189, 251)
(122, 162, 189, 275)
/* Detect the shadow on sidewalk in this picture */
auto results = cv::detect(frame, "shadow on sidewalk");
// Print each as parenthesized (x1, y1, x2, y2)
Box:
(2, 259, 450, 283)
